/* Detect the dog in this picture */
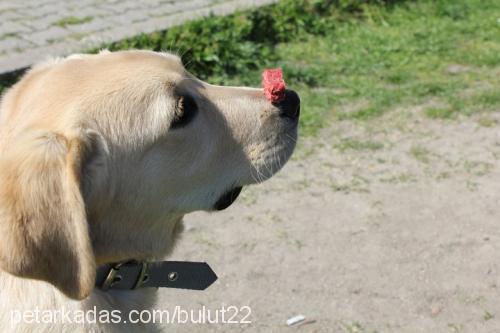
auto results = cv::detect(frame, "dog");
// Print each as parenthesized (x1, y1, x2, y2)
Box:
(0, 50, 300, 332)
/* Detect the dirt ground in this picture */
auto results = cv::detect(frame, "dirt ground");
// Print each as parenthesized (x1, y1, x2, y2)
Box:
(159, 107, 500, 333)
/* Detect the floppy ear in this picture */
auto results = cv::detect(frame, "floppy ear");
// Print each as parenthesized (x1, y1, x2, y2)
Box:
(0, 131, 96, 300)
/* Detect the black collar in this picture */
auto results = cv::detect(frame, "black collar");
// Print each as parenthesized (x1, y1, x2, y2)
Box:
(95, 261, 217, 291)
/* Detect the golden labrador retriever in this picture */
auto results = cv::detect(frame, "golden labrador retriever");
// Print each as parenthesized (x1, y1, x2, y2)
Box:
(0, 50, 299, 332)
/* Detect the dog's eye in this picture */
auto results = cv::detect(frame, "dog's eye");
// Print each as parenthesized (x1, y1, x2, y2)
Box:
(171, 95, 198, 129)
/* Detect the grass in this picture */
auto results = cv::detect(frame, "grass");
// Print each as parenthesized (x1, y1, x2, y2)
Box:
(464, 160, 493, 176)
(336, 138, 384, 152)
(1, 0, 499, 137)
(409, 145, 432, 163)
(425, 107, 455, 119)
(53, 16, 93, 27)
(0, 32, 18, 40)
(483, 311, 494, 321)
(270, 0, 500, 132)
(380, 173, 414, 184)
(477, 117, 497, 128)
(330, 174, 370, 193)
(215, 0, 500, 134)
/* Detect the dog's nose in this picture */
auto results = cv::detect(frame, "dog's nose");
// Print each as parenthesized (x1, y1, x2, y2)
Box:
(277, 89, 300, 119)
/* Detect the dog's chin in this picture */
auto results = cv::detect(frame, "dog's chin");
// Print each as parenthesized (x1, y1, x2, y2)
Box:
(213, 186, 243, 211)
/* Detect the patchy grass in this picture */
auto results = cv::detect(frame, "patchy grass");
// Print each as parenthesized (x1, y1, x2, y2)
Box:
(330, 175, 370, 194)
(53, 16, 93, 27)
(477, 117, 497, 127)
(336, 138, 384, 152)
(337, 106, 385, 121)
(380, 172, 415, 184)
(469, 90, 500, 112)
(409, 145, 432, 163)
(483, 311, 494, 321)
(464, 160, 493, 176)
(0, 32, 18, 40)
(342, 321, 378, 333)
(425, 107, 455, 119)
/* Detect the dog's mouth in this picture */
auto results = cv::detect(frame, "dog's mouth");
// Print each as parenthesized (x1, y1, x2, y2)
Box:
(213, 186, 243, 211)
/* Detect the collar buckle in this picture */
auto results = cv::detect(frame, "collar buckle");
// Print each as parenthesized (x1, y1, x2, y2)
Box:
(133, 261, 149, 289)
(101, 262, 125, 291)
(101, 260, 148, 290)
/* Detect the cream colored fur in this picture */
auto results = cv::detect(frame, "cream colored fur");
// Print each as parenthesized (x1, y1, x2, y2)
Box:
(0, 50, 298, 332)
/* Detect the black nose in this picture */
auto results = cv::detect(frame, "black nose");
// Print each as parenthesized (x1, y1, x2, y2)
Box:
(277, 89, 300, 119)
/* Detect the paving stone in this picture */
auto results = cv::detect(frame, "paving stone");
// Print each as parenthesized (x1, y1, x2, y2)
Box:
(23, 26, 72, 46)
(0, 10, 27, 21)
(0, 0, 278, 74)
(0, 3, 23, 11)
(65, 19, 116, 34)
(0, 22, 31, 35)
(108, 10, 152, 25)
(22, 14, 66, 30)
(0, 38, 32, 54)
(28, 3, 61, 17)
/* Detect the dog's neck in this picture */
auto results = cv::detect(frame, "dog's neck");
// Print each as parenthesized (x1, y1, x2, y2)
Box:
(0, 214, 186, 333)
(89, 207, 185, 266)
(0, 268, 161, 332)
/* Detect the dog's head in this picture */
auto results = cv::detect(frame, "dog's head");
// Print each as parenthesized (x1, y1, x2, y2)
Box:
(0, 50, 299, 299)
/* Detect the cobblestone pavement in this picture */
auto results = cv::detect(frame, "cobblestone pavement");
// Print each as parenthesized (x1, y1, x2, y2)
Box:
(0, 0, 276, 73)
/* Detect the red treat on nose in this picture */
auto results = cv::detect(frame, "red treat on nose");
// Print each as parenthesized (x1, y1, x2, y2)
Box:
(262, 68, 286, 103)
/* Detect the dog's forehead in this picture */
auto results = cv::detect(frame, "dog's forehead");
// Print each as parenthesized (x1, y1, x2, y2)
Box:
(109, 50, 182, 67)
(96, 50, 186, 78)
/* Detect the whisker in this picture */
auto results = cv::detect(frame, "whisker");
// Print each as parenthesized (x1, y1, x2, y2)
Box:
(285, 133, 297, 144)
(277, 149, 283, 171)
(273, 146, 281, 171)
(183, 58, 194, 70)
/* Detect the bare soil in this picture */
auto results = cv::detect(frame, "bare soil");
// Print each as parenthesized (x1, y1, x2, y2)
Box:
(160, 108, 500, 333)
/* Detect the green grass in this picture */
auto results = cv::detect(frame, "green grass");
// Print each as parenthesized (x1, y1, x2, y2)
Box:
(189, 0, 500, 134)
(53, 16, 93, 27)
(270, 0, 500, 132)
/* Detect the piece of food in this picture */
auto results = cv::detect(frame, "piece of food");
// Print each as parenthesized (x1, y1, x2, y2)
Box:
(262, 68, 286, 103)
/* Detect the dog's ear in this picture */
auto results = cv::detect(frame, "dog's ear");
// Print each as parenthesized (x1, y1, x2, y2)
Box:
(0, 131, 96, 300)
